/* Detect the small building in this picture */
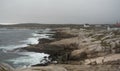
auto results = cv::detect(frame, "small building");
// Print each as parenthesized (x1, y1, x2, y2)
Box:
(114, 22, 120, 27)
(83, 24, 90, 28)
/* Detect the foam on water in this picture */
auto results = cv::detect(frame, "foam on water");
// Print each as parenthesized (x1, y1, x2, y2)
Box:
(32, 33, 52, 38)
(21, 33, 51, 45)
(0, 44, 28, 50)
(21, 37, 39, 45)
(7, 52, 49, 68)
(0, 29, 53, 68)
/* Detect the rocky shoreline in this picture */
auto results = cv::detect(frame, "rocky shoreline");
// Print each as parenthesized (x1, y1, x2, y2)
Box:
(20, 29, 78, 63)
(1, 27, 120, 71)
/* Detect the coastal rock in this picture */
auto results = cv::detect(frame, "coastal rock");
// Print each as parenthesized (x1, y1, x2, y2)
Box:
(38, 38, 54, 44)
(17, 66, 67, 71)
(101, 38, 120, 53)
(70, 49, 87, 60)
(84, 54, 120, 65)
(0, 63, 14, 71)
(61, 64, 120, 71)
(51, 31, 76, 40)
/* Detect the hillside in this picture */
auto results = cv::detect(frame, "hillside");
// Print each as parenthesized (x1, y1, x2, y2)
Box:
(0, 23, 84, 29)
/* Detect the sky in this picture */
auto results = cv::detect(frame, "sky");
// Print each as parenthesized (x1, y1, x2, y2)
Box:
(0, 0, 120, 25)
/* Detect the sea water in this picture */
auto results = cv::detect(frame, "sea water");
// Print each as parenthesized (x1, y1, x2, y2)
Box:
(0, 28, 52, 68)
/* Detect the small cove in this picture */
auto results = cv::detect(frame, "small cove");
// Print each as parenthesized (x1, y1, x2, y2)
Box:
(0, 28, 52, 68)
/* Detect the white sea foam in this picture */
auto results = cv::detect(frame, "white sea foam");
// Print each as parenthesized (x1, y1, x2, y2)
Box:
(7, 33, 52, 67)
(32, 33, 41, 37)
(32, 33, 51, 38)
(21, 37, 39, 45)
(0, 44, 28, 50)
(21, 33, 52, 45)
(0, 37, 39, 50)
(0, 33, 52, 50)
(0, 48, 7, 53)
(0, 30, 52, 68)
(7, 52, 49, 67)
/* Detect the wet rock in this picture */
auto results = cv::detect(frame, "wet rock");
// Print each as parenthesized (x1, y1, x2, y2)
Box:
(0, 63, 14, 71)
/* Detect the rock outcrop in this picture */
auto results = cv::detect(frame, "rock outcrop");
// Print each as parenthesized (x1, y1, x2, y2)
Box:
(16, 66, 67, 71)
(19, 28, 120, 65)
(70, 49, 87, 60)
(0, 63, 14, 71)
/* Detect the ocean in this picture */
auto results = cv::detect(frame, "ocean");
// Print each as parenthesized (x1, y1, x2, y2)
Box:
(0, 28, 52, 68)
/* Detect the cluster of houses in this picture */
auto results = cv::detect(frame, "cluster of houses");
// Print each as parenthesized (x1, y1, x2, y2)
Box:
(83, 22, 120, 30)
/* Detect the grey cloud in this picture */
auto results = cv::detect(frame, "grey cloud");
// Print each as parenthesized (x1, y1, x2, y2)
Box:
(0, 0, 120, 24)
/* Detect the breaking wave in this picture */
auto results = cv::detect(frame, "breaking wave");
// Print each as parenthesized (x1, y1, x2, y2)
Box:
(7, 52, 49, 68)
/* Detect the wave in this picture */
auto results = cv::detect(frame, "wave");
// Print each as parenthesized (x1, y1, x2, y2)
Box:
(0, 44, 28, 50)
(0, 48, 7, 53)
(32, 33, 52, 38)
(21, 37, 39, 45)
(21, 32, 52, 44)
(0, 29, 53, 68)
(0, 32, 53, 50)
(20, 32, 52, 45)
(6, 52, 49, 68)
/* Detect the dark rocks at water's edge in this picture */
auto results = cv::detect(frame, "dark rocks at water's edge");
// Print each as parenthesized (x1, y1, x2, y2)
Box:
(38, 38, 55, 44)
(19, 30, 78, 64)
(22, 43, 78, 62)
(16, 28, 120, 66)
(1, 28, 120, 71)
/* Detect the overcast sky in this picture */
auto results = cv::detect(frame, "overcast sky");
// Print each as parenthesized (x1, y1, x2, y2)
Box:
(0, 0, 120, 24)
